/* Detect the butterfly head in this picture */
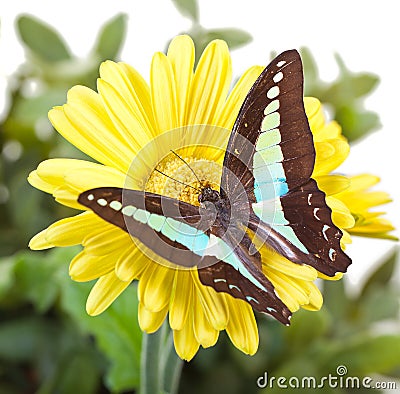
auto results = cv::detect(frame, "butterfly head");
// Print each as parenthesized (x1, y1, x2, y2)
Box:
(198, 186, 220, 204)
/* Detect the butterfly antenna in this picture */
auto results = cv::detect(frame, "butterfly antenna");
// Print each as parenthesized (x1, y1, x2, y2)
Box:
(154, 169, 202, 192)
(170, 150, 203, 185)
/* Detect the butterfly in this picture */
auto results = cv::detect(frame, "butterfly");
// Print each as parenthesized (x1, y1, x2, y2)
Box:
(78, 50, 351, 325)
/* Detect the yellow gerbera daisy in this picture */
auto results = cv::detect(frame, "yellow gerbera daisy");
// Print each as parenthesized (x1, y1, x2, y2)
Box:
(28, 35, 394, 360)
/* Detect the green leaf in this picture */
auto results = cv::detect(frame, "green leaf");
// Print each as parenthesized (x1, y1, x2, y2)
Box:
(284, 309, 331, 350)
(324, 335, 400, 376)
(360, 248, 398, 297)
(93, 13, 127, 61)
(40, 349, 102, 394)
(335, 105, 381, 142)
(171, 0, 199, 22)
(58, 269, 142, 392)
(2, 90, 66, 143)
(358, 287, 399, 324)
(189, 25, 252, 64)
(323, 278, 348, 322)
(0, 258, 15, 299)
(203, 28, 252, 50)
(0, 317, 46, 361)
(300, 47, 325, 97)
(17, 15, 71, 62)
(13, 251, 59, 312)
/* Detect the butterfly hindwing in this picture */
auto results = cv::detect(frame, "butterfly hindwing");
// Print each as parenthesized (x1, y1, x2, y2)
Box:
(198, 230, 291, 324)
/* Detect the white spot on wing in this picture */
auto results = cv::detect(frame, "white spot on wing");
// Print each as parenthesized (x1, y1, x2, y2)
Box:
(307, 193, 312, 205)
(267, 86, 279, 99)
(313, 207, 321, 220)
(246, 296, 259, 304)
(97, 198, 107, 206)
(273, 72, 283, 83)
(322, 225, 330, 241)
(214, 278, 226, 283)
(87, 194, 94, 201)
(122, 205, 136, 216)
(277, 60, 286, 67)
(329, 248, 337, 261)
(229, 284, 241, 292)
(109, 200, 122, 211)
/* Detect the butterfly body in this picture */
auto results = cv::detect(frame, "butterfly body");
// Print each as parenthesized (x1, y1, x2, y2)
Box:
(78, 50, 351, 324)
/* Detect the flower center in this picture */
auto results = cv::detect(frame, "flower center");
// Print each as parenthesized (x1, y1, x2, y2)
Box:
(145, 153, 221, 206)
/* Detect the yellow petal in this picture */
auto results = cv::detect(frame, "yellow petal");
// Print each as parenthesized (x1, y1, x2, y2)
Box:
(318, 271, 344, 281)
(315, 120, 342, 141)
(29, 212, 100, 250)
(192, 293, 219, 348)
(83, 226, 132, 255)
(167, 35, 195, 125)
(97, 78, 154, 151)
(305, 97, 326, 136)
(268, 271, 309, 307)
(186, 40, 232, 126)
(300, 281, 323, 311)
(169, 270, 193, 330)
(119, 62, 157, 136)
(326, 196, 356, 229)
(350, 219, 396, 235)
(266, 271, 300, 312)
(99, 61, 156, 138)
(115, 246, 148, 281)
(28, 170, 55, 194)
(69, 250, 116, 282)
(151, 52, 178, 133)
(63, 166, 126, 194)
(191, 270, 229, 330)
(49, 88, 132, 172)
(138, 302, 168, 333)
(346, 174, 380, 191)
(315, 175, 350, 196)
(261, 247, 318, 281)
(86, 271, 131, 316)
(340, 229, 352, 245)
(215, 65, 264, 129)
(225, 297, 258, 355)
(313, 139, 349, 176)
(139, 264, 174, 312)
(173, 310, 200, 361)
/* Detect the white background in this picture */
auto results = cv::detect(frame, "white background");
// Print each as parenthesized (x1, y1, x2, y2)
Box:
(0, 0, 399, 289)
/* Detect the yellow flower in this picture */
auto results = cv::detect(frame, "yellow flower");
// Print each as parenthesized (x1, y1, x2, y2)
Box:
(305, 98, 396, 242)
(28, 35, 394, 360)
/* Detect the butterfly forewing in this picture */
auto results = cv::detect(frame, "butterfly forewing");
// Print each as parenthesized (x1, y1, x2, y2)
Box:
(221, 49, 351, 276)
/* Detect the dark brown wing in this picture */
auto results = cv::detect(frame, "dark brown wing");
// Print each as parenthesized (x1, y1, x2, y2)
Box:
(78, 187, 216, 268)
(220, 49, 314, 201)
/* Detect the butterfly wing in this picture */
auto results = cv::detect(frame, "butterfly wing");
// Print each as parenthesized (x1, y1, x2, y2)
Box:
(79, 187, 213, 268)
(79, 187, 291, 322)
(198, 231, 291, 324)
(221, 50, 351, 276)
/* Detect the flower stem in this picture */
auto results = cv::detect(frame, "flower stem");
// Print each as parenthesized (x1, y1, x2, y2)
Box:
(140, 324, 183, 394)
(140, 326, 164, 394)
(161, 331, 184, 394)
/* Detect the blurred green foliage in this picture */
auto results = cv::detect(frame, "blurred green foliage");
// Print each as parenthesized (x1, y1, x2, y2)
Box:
(0, 1, 397, 393)
(301, 47, 381, 142)
(170, 0, 252, 63)
(0, 247, 141, 393)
